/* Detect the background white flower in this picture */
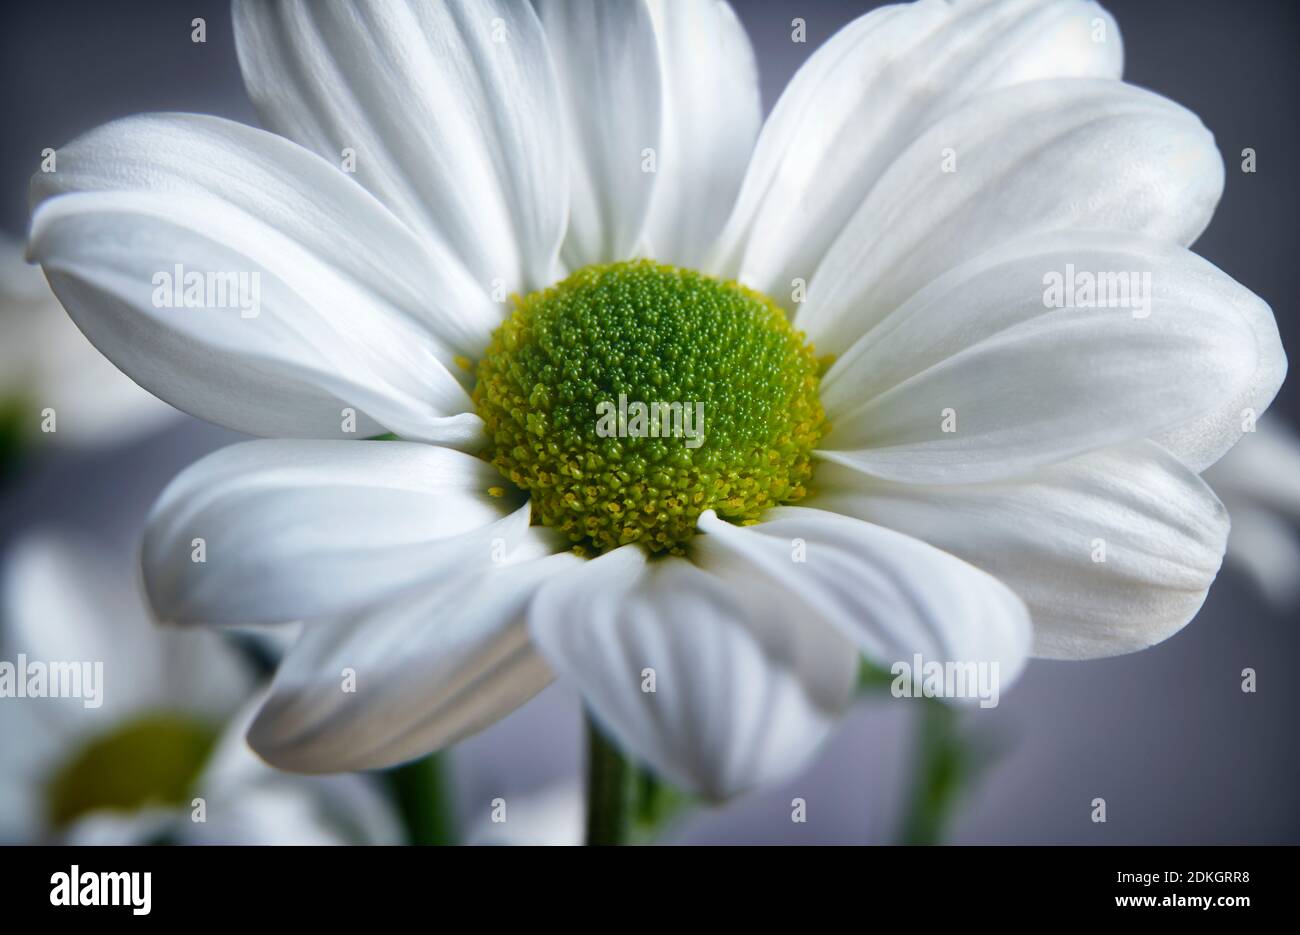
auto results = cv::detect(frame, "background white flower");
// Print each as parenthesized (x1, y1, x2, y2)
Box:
(0, 532, 401, 844)
(24, 0, 1285, 801)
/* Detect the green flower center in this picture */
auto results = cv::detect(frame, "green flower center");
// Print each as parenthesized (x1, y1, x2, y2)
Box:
(474, 260, 826, 555)
(45, 713, 218, 831)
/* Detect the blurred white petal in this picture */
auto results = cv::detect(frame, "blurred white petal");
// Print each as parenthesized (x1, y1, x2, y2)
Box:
(0, 237, 178, 446)
(1204, 420, 1300, 604)
(2, 531, 253, 723)
(467, 782, 583, 846)
(2, 532, 398, 844)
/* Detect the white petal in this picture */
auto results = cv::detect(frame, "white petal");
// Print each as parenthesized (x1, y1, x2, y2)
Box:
(1215, 503, 1300, 607)
(235, 0, 566, 293)
(1204, 420, 1300, 604)
(800, 78, 1224, 355)
(179, 787, 346, 845)
(638, 0, 760, 267)
(695, 508, 1031, 682)
(809, 442, 1229, 660)
(710, 0, 1122, 296)
(29, 114, 486, 445)
(0, 234, 53, 305)
(818, 232, 1285, 483)
(61, 809, 179, 846)
(3, 532, 149, 713)
(0, 692, 63, 842)
(191, 699, 403, 844)
(2, 531, 252, 722)
(529, 544, 857, 800)
(539, 0, 661, 269)
(248, 531, 578, 772)
(0, 237, 179, 446)
(143, 439, 519, 626)
(466, 782, 583, 846)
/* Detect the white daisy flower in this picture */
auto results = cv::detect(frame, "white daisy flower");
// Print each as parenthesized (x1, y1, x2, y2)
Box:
(1202, 420, 1300, 605)
(1, 236, 178, 452)
(0, 532, 402, 844)
(26, 0, 1285, 802)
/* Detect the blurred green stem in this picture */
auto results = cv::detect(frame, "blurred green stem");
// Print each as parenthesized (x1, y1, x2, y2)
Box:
(388, 752, 456, 846)
(860, 658, 985, 845)
(0, 395, 31, 482)
(897, 699, 968, 845)
(585, 715, 631, 846)
(585, 712, 686, 845)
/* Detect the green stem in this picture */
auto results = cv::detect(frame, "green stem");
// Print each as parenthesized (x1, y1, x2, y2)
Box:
(897, 699, 967, 846)
(584, 712, 692, 845)
(388, 752, 457, 846)
(585, 715, 632, 846)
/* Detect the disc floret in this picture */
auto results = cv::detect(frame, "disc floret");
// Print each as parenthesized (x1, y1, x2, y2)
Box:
(474, 260, 825, 555)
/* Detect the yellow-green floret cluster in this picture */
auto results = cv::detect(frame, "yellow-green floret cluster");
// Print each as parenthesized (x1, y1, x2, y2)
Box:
(45, 714, 217, 830)
(473, 260, 826, 555)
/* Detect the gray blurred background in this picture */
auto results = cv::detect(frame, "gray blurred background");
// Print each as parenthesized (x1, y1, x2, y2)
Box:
(0, 0, 1296, 843)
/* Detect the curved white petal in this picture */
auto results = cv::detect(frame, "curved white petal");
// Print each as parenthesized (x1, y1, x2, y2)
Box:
(29, 114, 486, 444)
(539, 0, 661, 269)
(191, 699, 403, 844)
(710, 0, 1122, 297)
(695, 508, 1031, 682)
(144, 439, 520, 627)
(638, 0, 760, 268)
(529, 543, 857, 800)
(800, 78, 1224, 355)
(809, 442, 1229, 660)
(235, 0, 566, 293)
(248, 530, 578, 773)
(818, 232, 1285, 483)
